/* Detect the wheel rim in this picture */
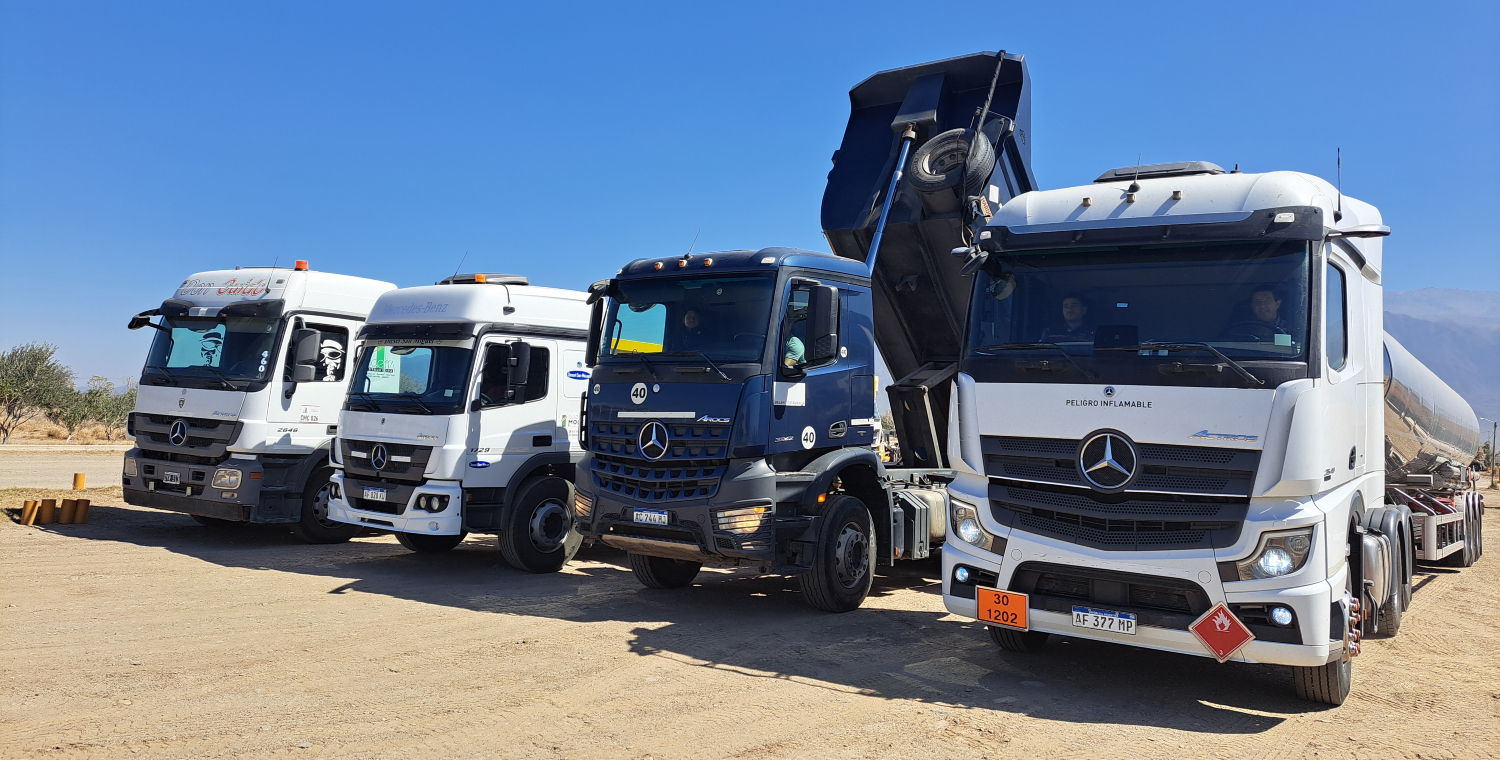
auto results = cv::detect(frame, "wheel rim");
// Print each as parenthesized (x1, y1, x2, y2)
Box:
(311, 483, 340, 529)
(833, 521, 869, 589)
(527, 498, 570, 553)
(922, 139, 969, 176)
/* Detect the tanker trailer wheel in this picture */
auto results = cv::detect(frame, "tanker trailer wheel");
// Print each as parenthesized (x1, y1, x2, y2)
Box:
(498, 477, 582, 573)
(629, 553, 701, 589)
(292, 468, 360, 544)
(987, 625, 1050, 653)
(907, 128, 996, 196)
(797, 494, 874, 613)
(396, 531, 466, 553)
(1443, 503, 1478, 568)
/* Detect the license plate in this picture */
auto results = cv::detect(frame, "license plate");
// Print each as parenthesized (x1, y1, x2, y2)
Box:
(1072, 606, 1137, 634)
(633, 509, 668, 526)
(163, 472, 181, 484)
(977, 587, 1029, 630)
(362, 487, 387, 502)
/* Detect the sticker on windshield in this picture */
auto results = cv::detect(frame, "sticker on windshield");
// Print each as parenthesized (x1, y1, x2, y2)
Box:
(800, 426, 816, 449)
(630, 383, 648, 405)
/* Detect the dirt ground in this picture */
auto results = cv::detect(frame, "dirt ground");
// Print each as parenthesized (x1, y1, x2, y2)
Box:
(0, 449, 131, 491)
(2, 485, 1497, 760)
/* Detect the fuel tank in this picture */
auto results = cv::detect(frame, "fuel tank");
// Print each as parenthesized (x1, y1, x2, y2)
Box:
(1383, 333, 1481, 487)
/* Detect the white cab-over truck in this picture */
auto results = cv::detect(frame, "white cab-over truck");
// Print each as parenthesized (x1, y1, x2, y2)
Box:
(325, 274, 592, 572)
(935, 162, 1484, 704)
(123, 262, 396, 542)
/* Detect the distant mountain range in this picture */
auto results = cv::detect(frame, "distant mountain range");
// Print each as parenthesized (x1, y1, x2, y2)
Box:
(1385, 289, 1500, 426)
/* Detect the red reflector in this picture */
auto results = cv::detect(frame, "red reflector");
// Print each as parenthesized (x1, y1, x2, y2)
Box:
(250, 472, 263, 480)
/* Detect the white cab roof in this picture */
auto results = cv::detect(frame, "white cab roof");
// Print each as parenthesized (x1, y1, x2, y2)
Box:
(366, 284, 589, 332)
(172, 268, 396, 317)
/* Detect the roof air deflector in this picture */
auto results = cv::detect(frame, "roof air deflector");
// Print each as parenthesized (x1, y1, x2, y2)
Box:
(1094, 161, 1225, 183)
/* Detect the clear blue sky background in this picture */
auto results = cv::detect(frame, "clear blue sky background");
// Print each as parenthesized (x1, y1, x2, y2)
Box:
(3, 0, 1497, 386)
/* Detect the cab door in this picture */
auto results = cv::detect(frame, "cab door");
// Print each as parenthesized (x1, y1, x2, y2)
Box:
(462, 337, 559, 489)
(269, 317, 358, 450)
(769, 283, 852, 457)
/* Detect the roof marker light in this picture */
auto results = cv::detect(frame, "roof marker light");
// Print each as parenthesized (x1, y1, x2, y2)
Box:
(677, 260, 687, 268)
(474, 273, 487, 283)
(1081, 196, 1092, 207)
(1171, 190, 1183, 201)
(703, 258, 713, 266)
(1274, 212, 1296, 224)
(1125, 193, 1137, 203)
(760, 257, 775, 264)
(654, 262, 663, 270)
(294, 260, 308, 271)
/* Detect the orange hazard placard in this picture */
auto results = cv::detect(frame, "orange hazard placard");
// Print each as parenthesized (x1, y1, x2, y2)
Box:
(977, 587, 1029, 630)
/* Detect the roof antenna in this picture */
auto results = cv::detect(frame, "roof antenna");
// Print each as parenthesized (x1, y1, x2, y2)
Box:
(451, 251, 469, 281)
(683, 229, 701, 261)
(1127, 153, 1142, 194)
(1334, 148, 1344, 222)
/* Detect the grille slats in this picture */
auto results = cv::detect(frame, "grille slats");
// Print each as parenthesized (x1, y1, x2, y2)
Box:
(980, 434, 1259, 497)
(590, 420, 731, 503)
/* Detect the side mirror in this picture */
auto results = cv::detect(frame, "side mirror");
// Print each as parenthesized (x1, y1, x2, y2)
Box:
(127, 310, 166, 332)
(584, 299, 604, 366)
(293, 364, 317, 382)
(806, 285, 839, 365)
(507, 342, 532, 400)
(293, 329, 321, 365)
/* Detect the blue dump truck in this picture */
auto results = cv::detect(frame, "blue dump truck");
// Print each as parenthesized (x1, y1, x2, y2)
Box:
(573, 52, 1037, 611)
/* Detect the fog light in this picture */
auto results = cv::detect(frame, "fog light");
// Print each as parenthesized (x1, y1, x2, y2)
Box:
(1252, 547, 1294, 578)
(955, 566, 971, 584)
(429, 521, 440, 531)
(210, 468, 242, 489)
(124, 457, 138, 477)
(1270, 606, 1294, 626)
(417, 495, 430, 511)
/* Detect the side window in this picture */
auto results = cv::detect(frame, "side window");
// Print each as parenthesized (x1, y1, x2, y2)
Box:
(1325, 263, 1347, 371)
(476, 344, 550, 407)
(284, 323, 349, 382)
(779, 286, 841, 376)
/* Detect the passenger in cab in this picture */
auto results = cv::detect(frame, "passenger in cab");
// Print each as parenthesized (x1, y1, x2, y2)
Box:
(1040, 294, 1095, 342)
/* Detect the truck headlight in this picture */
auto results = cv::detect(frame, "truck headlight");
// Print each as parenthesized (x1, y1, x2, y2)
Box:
(211, 469, 243, 489)
(1236, 526, 1315, 580)
(950, 497, 998, 553)
(124, 457, 138, 477)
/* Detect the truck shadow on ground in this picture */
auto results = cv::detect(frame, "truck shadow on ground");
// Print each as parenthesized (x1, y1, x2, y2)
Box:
(34, 503, 1330, 733)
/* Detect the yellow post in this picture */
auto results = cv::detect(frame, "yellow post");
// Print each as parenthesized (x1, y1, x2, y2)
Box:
(20, 500, 38, 525)
(73, 473, 86, 490)
(74, 499, 91, 524)
(37, 499, 57, 525)
(58, 499, 78, 524)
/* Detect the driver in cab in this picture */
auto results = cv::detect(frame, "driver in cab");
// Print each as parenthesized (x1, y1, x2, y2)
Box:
(1220, 286, 1291, 342)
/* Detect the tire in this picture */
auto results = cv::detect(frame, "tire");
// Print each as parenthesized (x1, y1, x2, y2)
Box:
(192, 514, 243, 529)
(1443, 505, 1477, 568)
(396, 531, 466, 553)
(1293, 658, 1352, 705)
(290, 469, 360, 544)
(628, 553, 701, 589)
(907, 127, 996, 196)
(797, 494, 875, 613)
(987, 625, 1050, 653)
(1373, 592, 1402, 638)
(497, 477, 582, 574)
(1400, 518, 1414, 611)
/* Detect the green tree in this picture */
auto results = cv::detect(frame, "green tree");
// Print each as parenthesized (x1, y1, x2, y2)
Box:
(0, 343, 76, 444)
(94, 378, 136, 441)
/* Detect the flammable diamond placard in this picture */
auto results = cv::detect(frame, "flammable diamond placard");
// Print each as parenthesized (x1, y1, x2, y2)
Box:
(1189, 602, 1255, 663)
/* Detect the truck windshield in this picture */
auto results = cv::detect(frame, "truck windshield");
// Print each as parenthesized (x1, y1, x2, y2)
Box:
(143, 316, 282, 388)
(347, 345, 473, 415)
(966, 240, 1312, 386)
(601, 274, 776, 364)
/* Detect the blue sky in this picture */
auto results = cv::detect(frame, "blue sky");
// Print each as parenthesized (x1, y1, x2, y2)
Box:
(2, 0, 1497, 385)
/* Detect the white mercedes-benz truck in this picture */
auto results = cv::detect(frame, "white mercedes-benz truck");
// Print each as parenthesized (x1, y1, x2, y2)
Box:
(932, 162, 1484, 705)
(325, 273, 592, 572)
(123, 262, 396, 542)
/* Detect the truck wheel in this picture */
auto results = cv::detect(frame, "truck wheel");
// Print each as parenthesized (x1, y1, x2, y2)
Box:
(1443, 505, 1477, 568)
(987, 625, 1049, 653)
(907, 127, 996, 196)
(396, 531, 466, 553)
(1373, 585, 1402, 639)
(797, 494, 874, 613)
(291, 469, 360, 544)
(628, 553, 701, 589)
(1399, 520, 1414, 611)
(192, 515, 243, 529)
(498, 477, 582, 574)
(1293, 658, 1352, 705)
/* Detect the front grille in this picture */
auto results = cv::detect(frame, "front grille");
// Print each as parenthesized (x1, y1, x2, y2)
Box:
(341, 439, 434, 484)
(980, 435, 1259, 497)
(1011, 562, 1211, 630)
(131, 413, 240, 463)
(991, 482, 1246, 551)
(590, 421, 730, 503)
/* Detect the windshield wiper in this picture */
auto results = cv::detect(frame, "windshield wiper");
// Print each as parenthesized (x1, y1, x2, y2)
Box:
(189, 365, 237, 390)
(394, 394, 435, 414)
(346, 392, 379, 412)
(143, 366, 177, 386)
(659, 352, 730, 381)
(617, 353, 661, 382)
(971, 343, 1098, 381)
(1128, 342, 1264, 386)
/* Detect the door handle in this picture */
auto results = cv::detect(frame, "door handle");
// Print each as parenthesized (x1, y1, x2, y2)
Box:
(828, 421, 848, 440)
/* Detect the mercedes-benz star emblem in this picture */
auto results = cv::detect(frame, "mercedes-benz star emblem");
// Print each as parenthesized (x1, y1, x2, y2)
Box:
(1079, 431, 1136, 491)
(638, 421, 669, 461)
(1103, 386, 1116, 398)
(169, 420, 189, 446)
(370, 444, 389, 471)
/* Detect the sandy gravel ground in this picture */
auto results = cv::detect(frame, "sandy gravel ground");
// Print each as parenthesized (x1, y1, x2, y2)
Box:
(1, 486, 1496, 760)
(0, 449, 128, 490)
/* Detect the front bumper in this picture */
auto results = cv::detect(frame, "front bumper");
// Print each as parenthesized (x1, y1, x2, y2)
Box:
(122, 448, 264, 521)
(941, 531, 1340, 668)
(326, 471, 464, 535)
